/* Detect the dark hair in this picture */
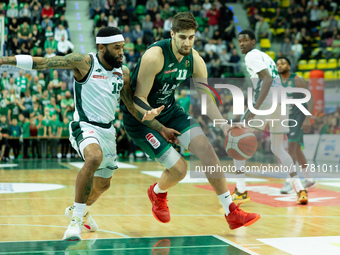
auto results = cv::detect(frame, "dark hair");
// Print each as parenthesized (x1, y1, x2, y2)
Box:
(172, 12, 198, 33)
(239, 30, 256, 41)
(276, 56, 291, 66)
(96, 26, 122, 45)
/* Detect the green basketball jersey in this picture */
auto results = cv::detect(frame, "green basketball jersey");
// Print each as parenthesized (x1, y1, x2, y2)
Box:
(128, 39, 194, 116)
(281, 73, 307, 117)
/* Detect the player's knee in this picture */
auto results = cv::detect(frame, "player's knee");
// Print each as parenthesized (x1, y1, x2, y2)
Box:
(85, 153, 103, 169)
(172, 157, 187, 180)
(270, 144, 279, 156)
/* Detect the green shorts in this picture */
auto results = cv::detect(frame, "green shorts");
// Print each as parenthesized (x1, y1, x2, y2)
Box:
(123, 105, 204, 168)
(287, 113, 305, 145)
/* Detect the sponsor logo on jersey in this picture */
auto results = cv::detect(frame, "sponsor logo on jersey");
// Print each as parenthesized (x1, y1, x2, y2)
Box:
(185, 60, 190, 68)
(146, 133, 160, 149)
(168, 63, 174, 68)
(95, 68, 102, 72)
(164, 68, 177, 74)
(93, 75, 109, 79)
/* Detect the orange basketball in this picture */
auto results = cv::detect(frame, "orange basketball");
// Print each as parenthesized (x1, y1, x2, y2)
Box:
(224, 128, 257, 160)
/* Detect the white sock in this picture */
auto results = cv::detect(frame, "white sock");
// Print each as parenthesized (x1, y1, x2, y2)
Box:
(218, 191, 233, 215)
(84, 205, 91, 215)
(302, 167, 314, 182)
(154, 183, 167, 194)
(72, 202, 86, 220)
(236, 178, 246, 193)
(233, 159, 247, 193)
(292, 176, 304, 192)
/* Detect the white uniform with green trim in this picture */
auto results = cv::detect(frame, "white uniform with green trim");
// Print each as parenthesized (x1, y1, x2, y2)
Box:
(244, 49, 288, 133)
(70, 52, 124, 178)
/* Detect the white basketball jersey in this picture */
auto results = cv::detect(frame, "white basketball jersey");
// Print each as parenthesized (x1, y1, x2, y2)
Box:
(73, 52, 123, 123)
(244, 49, 282, 105)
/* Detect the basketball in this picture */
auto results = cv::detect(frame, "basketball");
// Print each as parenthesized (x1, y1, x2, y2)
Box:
(224, 128, 257, 160)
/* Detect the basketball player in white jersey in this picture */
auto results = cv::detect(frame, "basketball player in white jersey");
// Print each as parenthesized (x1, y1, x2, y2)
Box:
(0, 27, 179, 241)
(231, 30, 308, 204)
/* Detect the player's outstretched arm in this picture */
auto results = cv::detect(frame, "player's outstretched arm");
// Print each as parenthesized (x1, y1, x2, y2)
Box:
(121, 65, 180, 144)
(295, 74, 314, 133)
(0, 53, 91, 80)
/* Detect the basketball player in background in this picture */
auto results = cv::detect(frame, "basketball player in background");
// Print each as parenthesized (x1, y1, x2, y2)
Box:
(276, 57, 316, 193)
(123, 12, 260, 230)
(231, 30, 308, 204)
(0, 27, 179, 241)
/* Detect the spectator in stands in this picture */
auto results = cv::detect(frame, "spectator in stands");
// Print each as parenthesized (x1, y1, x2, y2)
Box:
(33, 83, 43, 103)
(204, 39, 217, 53)
(15, 70, 29, 97)
(57, 14, 69, 30)
(135, 37, 146, 57)
(289, 18, 301, 35)
(19, 3, 31, 24)
(30, 100, 41, 120)
(291, 39, 303, 61)
(332, 33, 340, 58)
(206, 4, 220, 38)
(126, 50, 138, 70)
(107, 15, 118, 27)
(8, 17, 19, 39)
(41, 90, 51, 110)
(255, 16, 272, 41)
(29, 118, 40, 158)
(230, 48, 241, 75)
(57, 35, 74, 56)
(309, 5, 319, 27)
(30, 0, 42, 24)
(22, 113, 30, 158)
(96, 13, 108, 31)
(132, 24, 144, 43)
(45, 26, 54, 41)
(8, 87, 19, 103)
(7, 78, 20, 96)
(36, 113, 47, 158)
(281, 37, 292, 57)
(0, 2, 6, 17)
(142, 14, 154, 35)
(105, 0, 116, 16)
(53, 0, 66, 15)
(6, 3, 18, 23)
(160, 3, 172, 20)
(221, 20, 235, 42)
(318, 5, 329, 22)
(48, 113, 60, 158)
(202, 0, 212, 17)
(44, 35, 58, 55)
(190, 0, 202, 17)
(300, 16, 313, 33)
(296, 6, 307, 23)
(17, 21, 32, 46)
(0, 115, 10, 136)
(320, 16, 330, 35)
(177, 90, 191, 113)
(41, 17, 54, 32)
(215, 38, 226, 54)
(41, 3, 54, 19)
(9, 118, 21, 159)
(54, 24, 68, 42)
(118, 4, 129, 26)
(0, 132, 10, 162)
(90, 0, 105, 19)
(21, 40, 33, 55)
(47, 97, 61, 118)
(272, 7, 288, 29)
(163, 16, 172, 38)
(123, 36, 134, 57)
(59, 117, 70, 158)
(297, 28, 313, 59)
(60, 91, 74, 120)
(327, 15, 337, 32)
(31, 25, 44, 49)
(153, 13, 164, 32)
(1, 71, 10, 92)
(57, 82, 69, 102)
(146, 0, 158, 21)
(8, 96, 24, 124)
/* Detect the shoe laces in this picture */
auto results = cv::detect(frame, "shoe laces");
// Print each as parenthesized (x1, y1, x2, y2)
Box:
(155, 194, 168, 211)
(232, 203, 248, 217)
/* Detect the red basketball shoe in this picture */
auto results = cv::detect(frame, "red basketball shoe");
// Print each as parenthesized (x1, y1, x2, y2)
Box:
(225, 202, 260, 230)
(148, 183, 170, 223)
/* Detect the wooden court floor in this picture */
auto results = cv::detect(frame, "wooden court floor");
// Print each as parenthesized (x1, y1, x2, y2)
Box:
(0, 158, 340, 255)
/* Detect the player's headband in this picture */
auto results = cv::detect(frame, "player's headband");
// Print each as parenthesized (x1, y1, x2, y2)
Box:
(96, 34, 124, 44)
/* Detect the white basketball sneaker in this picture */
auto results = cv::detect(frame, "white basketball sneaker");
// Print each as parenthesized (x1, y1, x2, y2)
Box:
(63, 216, 83, 241)
(65, 206, 98, 232)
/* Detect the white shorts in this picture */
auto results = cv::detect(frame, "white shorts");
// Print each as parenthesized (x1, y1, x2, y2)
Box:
(69, 121, 117, 178)
(243, 104, 289, 134)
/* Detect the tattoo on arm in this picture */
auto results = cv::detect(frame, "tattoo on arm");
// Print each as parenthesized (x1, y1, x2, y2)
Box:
(83, 176, 93, 203)
(120, 83, 164, 132)
(32, 53, 87, 70)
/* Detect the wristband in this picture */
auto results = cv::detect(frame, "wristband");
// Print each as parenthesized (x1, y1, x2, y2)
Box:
(15, 55, 33, 70)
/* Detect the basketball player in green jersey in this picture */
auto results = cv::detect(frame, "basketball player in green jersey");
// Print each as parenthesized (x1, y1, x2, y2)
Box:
(0, 27, 179, 241)
(277, 57, 316, 193)
(123, 12, 260, 230)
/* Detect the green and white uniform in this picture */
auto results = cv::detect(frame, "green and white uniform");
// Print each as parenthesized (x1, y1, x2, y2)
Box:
(123, 39, 204, 169)
(70, 52, 124, 178)
(281, 73, 306, 145)
(243, 49, 288, 133)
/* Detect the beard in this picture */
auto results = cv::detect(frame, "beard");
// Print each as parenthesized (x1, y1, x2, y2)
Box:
(103, 49, 122, 68)
(174, 38, 191, 56)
